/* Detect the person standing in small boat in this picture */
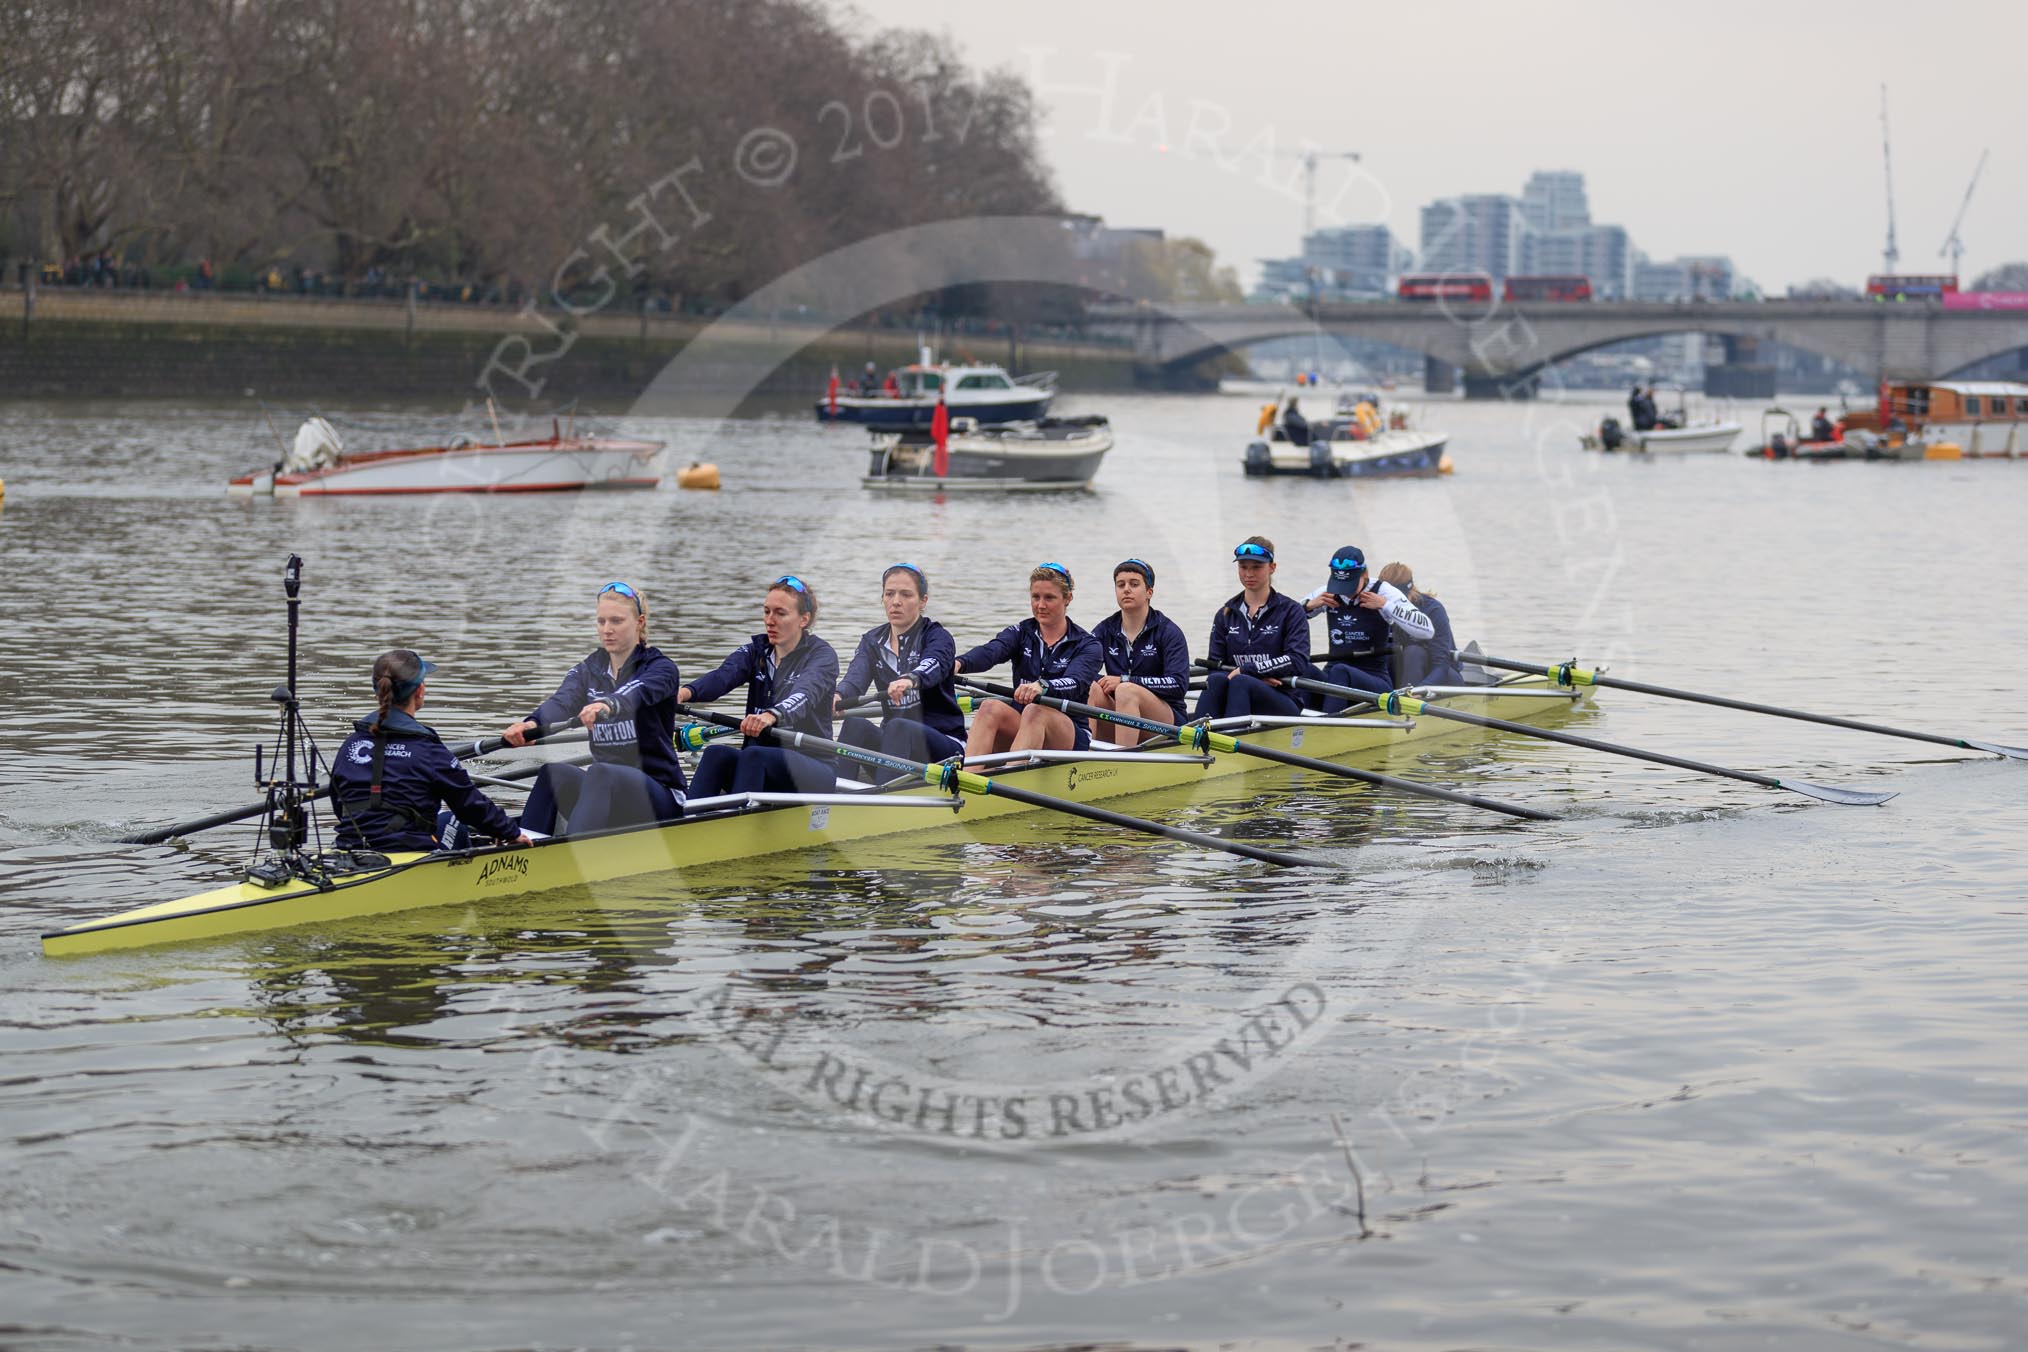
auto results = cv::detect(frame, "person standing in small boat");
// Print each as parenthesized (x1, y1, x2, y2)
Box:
(1088, 558, 1191, 748)
(681, 575, 840, 797)
(834, 562, 967, 776)
(333, 649, 529, 853)
(1299, 545, 1435, 711)
(1374, 561, 1461, 687)
(954, 562, 1102, 755)
(502, 581, 685, 835)
(1193, 537, 1311, 720)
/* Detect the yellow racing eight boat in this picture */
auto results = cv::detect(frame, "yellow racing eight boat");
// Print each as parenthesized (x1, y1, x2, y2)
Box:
(43, 677, 1588, 957)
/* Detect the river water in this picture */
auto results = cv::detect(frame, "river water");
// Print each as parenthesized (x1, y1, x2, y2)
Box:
(1, 389, 2025, 1350)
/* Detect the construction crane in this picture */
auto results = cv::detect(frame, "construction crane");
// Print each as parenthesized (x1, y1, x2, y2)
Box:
(1939, 149, 1990, 277)
(1879, 85, 1899, 273)
(1275, 148, 1363, 241)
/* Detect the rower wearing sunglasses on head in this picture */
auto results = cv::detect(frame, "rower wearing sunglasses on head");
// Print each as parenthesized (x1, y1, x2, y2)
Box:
(953, 561, 1102, 757)
(333, 649, 531, 853)
(834, 562, 967, 779)
(1087, 558, 1192, 748)
(501, 580, 686, 835)
(1299, 545, 1436, 711)
(679, 575, 841, 797)
(1193, 536, 1311, 721)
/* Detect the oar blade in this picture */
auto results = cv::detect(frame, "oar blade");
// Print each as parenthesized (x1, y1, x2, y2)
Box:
(1959, 738, 2028, 761)
(1781, 779, 1898, 806)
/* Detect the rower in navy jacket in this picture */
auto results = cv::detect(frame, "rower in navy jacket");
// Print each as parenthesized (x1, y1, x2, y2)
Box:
(834, 562, 967, 777)
(1374, 560, 1461, 687)
(1193, 536, 1311, 720)
(1299, 545, 1436, 712)
(503, 580, 686, 834)
(1087, 557, 1191, 748)
(681, 574, 841, 797)
(954, 562, 1102, 755)
(334, 649, 529, 852)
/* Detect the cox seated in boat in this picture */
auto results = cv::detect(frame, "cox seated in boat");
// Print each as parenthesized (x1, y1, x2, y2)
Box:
(333, 650, 530, 853)
(1374, 561, 1461, 688)
(680, 575, 841, 797)
(1298, 545, 1434, 711)
(1193, 537, 1311, 720)
(834, 562, 967, 780)
(952, 562, 1101, 756)
(1087, 558, 1191, 748)
(502, 581, 686, 835)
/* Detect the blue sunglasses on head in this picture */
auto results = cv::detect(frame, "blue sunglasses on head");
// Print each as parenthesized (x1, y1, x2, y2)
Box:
(1330, 556, 1365, 573)
(1233, 542, 1274, 562)
(597, 580, 643, 614)
(774, 574, 809, 593)
(1036, 561, 1072, 582)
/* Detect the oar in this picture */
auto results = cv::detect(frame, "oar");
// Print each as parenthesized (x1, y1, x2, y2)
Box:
(961, 677, 1555, 823)
(119, 721, 589, 844)
(677, 707, 1320, 869)
(1287, 669, 1895, 807)
(1462, 651, 2028, 761)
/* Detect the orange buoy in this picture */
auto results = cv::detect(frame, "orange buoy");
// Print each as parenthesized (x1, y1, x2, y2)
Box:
(676, 461, 721, 490)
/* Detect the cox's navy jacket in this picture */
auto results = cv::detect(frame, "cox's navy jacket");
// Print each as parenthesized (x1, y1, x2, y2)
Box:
(1090, 608, 1192, 720)
(686, 633, 840, 743)
(1206, 590, 1310, 680)
(332, 708, 518, 853)
(1395, 592, 1462, 687)
(958, 618, 1103, 741)
(838, 617, 966, 741)
(1310, 581, 1438, 687)
(528, 643, 685, 792)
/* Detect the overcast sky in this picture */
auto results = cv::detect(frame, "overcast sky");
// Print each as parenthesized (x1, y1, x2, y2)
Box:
(850, 0, 2021, 292)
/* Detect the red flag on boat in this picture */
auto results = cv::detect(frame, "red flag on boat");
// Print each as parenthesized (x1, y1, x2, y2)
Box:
(931, 390, 950, 477)
(826, 366, 840, 416)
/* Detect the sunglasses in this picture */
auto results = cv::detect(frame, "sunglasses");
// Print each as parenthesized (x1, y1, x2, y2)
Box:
(1233, 543, 1274, 561)
(884, 561, 925, 582)
(1036, 562, 1072, 582)
(1116, 557, 1153, 578)
(774, 574, 809, 593)
(1330, 557, 1365, 572)
(597, 580, 643, 614)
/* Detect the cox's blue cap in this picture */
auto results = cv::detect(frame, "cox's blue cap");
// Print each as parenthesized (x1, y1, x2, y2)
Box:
(1326, 545, 1367, 597)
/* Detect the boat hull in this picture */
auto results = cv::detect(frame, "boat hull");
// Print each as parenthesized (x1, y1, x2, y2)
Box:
(864, 419, 1111, 491)
(228, 438, 666, 497)
(1246, 429, 1450, 478)
(816, 391, 1053, 426)
(1582, 422, 1743, 454)
(46, 678, 1585, 956)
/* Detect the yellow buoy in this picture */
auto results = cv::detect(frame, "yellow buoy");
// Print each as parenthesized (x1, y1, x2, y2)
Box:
(676, 461, 721, 490)
(1438, 453, 1455, 475)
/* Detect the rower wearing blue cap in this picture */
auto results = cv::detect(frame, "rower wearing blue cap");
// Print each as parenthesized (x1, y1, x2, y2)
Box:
(502, 581, 687, 834)
(835, 562, 967, 779)
(1194, 535, 1312, 720)
(332, 649, 529, 853)
(1300, 544, 1436, 710)
(1088, 558, 1192, 747)
(954, 562, 1102, 755)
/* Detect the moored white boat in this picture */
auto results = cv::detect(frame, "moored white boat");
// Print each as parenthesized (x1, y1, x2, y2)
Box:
(228, 418, 666, 497)
(816, 361, 1055, 427)
(863, 415, 1111, 491)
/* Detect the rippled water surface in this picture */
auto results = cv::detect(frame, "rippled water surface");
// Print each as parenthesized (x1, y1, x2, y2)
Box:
(2, 391, 2026, 1350)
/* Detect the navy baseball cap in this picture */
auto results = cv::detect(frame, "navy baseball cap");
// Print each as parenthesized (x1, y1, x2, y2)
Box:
(1325, 545, 1367, 597)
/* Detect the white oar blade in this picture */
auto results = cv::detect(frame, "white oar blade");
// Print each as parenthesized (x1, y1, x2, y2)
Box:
(1960, 738, 2028, 761)
(1784, 779, 1898, 806)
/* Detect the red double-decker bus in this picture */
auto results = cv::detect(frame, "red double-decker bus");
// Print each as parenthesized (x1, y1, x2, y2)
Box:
(1398, 273, 1493, 303)
(1865, 274, 1958, 300)
(1503, 274, 1593, 302)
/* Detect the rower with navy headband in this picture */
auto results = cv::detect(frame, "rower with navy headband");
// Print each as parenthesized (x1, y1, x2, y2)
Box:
(1299, 544, 1436, 710)
(333, 649, 529, 853)
(1193, 535, 1312, 721)
(834, 562, 967, 779)
(1088, 558, 1192, 748)
(954, 561, 1102, 756)
(502, 580, 686, 836)
(681, 574, 841, 797)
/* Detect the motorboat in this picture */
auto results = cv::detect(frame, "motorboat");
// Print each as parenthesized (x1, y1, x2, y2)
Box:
(816, 360, 1055, 427)
(228, 417, 665, 497)
(1581, 387, 1742, 454)
(1243, 394, 1451, 479)
(862, 416, 1110, 492)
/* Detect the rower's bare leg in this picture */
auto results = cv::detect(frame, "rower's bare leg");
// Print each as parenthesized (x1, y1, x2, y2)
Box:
(1087, 681, 1137, 748)
(966, 699, 1021, 760)
(1011, 703, 1076, 752)
(1113, 683, 1175, 745)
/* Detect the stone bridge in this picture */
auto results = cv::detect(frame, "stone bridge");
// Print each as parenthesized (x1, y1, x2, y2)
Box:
(1087, 299, 2028, 397)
